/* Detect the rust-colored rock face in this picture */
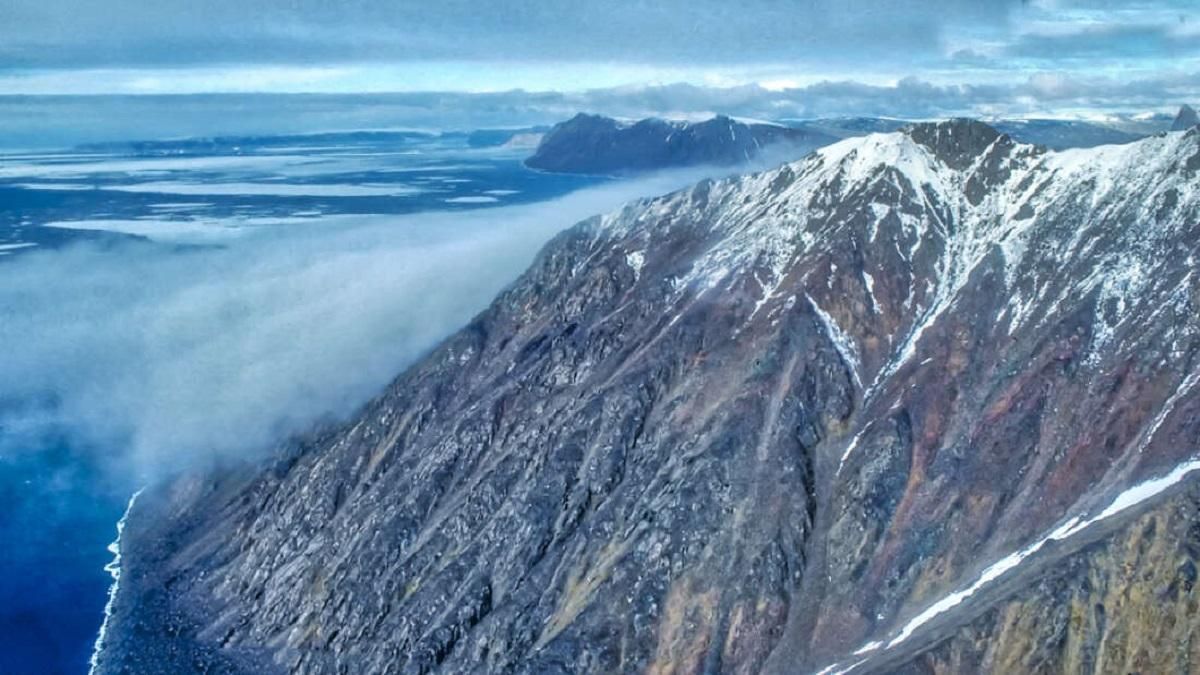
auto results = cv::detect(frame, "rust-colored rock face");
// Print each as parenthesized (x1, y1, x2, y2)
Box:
(96, 122, 1200, 674)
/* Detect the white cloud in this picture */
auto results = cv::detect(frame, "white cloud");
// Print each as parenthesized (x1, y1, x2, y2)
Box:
(0, 169, 719, 483)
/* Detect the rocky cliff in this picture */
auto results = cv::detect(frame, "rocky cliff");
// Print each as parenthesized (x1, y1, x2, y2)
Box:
(1174, 105, 1199, 132)
(96, 120, 1200, 674)
(525, 114, 836, 174)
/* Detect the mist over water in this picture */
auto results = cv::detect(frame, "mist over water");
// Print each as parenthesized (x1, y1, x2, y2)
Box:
(0, 169, 719, 485)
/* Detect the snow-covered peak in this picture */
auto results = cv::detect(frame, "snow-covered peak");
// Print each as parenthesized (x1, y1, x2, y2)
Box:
(812, 131, 948, 193)
(595, 121, 1199, 392)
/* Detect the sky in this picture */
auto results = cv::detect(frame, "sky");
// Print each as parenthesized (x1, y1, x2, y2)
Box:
(0, 1, 1198, 117)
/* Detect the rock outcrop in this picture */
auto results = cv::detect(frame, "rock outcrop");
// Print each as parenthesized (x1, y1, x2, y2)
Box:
(1173, 104, 1199, 132)
(96, 121, 1200, 674)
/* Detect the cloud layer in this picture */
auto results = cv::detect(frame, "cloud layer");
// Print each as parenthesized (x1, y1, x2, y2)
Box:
(1, 0, 1197, 107)
(1, 0, 1016, 69)
(0, 170, 719, 483)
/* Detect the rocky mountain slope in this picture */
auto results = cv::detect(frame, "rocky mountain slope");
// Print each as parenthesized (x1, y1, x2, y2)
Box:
(1174, 104, 1199, 132)
(96, 120, 1200, 674)
(525, 113, 837, 174)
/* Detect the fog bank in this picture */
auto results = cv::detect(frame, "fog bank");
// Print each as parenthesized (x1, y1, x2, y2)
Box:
(0, 169, 714, 482)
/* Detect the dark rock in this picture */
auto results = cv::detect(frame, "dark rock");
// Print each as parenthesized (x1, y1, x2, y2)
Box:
(1172, 104, 1199, 132)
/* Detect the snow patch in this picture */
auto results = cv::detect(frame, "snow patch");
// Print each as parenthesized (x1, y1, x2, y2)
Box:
(626, 250, 646, 280)
(862, 270, 878, 312)
(807, 294, 863, 389)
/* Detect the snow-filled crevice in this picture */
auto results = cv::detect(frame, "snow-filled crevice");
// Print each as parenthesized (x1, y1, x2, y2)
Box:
(811, 455, 1200, 675)
(807, 293, 863, 389)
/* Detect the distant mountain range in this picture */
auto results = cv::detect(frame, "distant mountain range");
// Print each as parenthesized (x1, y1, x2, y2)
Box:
(525, 113, 838, 174)
(989, 118, 1145, 149)
(792, 110, 1182, 146)
(528, 110, 1189, 175)
(74, 130, 440, 156)
(67, 109, 1190, 171)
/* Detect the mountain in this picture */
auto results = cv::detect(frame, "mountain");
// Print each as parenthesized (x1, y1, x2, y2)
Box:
(784, 116, 910, 139)
(1174, 104, 1199, 132)
(525, 113, 838, 174)
(989, 118, 1144, 150)
(1091, 111, 1177, 136)
(95, 121, 1200, 674)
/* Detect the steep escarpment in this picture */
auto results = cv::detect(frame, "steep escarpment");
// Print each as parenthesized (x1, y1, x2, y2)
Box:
(97, 122, 1200, 674)
(526, 113, 836, 174)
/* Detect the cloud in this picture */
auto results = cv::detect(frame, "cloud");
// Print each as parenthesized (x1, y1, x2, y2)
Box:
(570, 74, 1200, 119)
(0, 0, 1019, 70)
(1006, 23, 1200, 60)
(0, 169, 728, 484)
(1, 0, 1196, 113)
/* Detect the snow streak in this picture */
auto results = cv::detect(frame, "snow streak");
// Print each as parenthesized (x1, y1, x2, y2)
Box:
(813, 456, 1200, 674)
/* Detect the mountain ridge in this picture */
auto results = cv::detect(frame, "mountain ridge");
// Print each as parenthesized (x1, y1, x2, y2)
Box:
(525, 113, 838, 174)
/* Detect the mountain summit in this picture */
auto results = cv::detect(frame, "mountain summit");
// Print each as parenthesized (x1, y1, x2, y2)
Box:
(1173, 104, 1200, 131)
(95, 122, 1200, 674)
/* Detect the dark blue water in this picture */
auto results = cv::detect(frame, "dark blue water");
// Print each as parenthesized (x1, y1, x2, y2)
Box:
(0, 129, 605, 673)
(0, 429, 125, 675)
(0, 130, 601, 254)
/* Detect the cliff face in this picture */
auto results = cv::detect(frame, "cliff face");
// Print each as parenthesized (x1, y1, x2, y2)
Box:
(97, 121, 1200, 674)
(525, 113, 836, 174)
(1173, 105, 1199, 132)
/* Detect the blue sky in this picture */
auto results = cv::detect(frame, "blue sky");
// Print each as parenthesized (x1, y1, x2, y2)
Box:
(0, 0, 1197, 117)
